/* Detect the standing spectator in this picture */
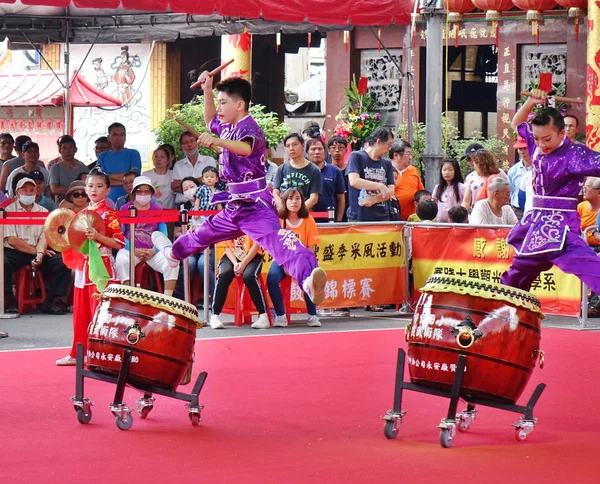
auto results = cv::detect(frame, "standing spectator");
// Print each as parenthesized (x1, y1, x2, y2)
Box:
(564, 115, 581, 143)
(507, 136, 532, 219)
(432, 159, 465, 222)
(470, 177, 517, 225)
(462, 149, 505, 210)
(346, 127, 396, 222)
(390, 140, 424, 221)
(268, 188, 322, 328)
(171, 131, 216, 206)
(0, 135, 35, 192)
(115, 170, 138, 211)
(49, 136, 89, 202)
(0, 132, 15, 165)
(143, 146, 174, 208)
(6, 141, 51, 198)
(87, 136, 111, 171)
(416, 199, 438, 223)
(97, 122, 142, 203)
(327, 136, 349, 171)
(159, 143, 177, 169)
(273, 133, 321, 210)
(581, 177, 600, 248)
(265, 143, 279, 186)
(307, 138, 346, 222)
(3, 177, 71, 315)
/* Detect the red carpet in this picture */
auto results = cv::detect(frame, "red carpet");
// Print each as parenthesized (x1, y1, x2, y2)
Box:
(1, 328, 598, 484)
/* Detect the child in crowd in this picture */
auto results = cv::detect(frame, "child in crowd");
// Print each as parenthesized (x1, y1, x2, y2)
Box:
(142, 146, 174, 209)
(267, 188, 322, 327)
(406, 190, 434, 222)
(56, 168, 125, 366)
(209, 236, 268, 329)
(432, 158, 466, 222)
(416, 198, 438, 223)
(501, 89, 600, 292)
(447, 205, 469, 224)
(194, 166, 223, 211)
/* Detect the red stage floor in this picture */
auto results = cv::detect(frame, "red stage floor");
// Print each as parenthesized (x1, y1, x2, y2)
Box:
(0, 328, 598, 484)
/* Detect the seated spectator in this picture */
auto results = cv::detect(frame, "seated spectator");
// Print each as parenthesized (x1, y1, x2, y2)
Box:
(209, 236, 268, 330)
(194, 166, 223, 211)
(115, 170, 138, 211)
(448, 205, 469, 224)
(30, 171, 56, 212)
(142, 146, 175, 209)
(0, 135, 34, 192)
(390, 140, 425, 221)
(267, 188, 321, 328)
(470, 177, 517, 225)
(3, 177, 71, 314)
(115, 176, 179, 296)
(59, 181, 89, 213)
(462, 149, 506, 210)
(49, 136, 89, 202)
(6, 141, 51, 198)
(407, 190, 433, 222)
(416, 198, 438, 223)
(159, 143, 177, 169)
(432, 158, 465, 222)
(0, 132, 15, 165)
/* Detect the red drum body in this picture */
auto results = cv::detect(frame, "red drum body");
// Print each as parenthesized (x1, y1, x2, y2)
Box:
(407, 275, 543, 404)
(87, 284, 200, 391)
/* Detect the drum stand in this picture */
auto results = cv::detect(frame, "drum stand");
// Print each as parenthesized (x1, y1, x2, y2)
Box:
(382, 349, 546, 448)
(71, 343, 208, 430)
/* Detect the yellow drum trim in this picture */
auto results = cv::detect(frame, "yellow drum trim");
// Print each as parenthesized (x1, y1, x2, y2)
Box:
(420, 275, 544, 316)
(102, 284, 200, 323)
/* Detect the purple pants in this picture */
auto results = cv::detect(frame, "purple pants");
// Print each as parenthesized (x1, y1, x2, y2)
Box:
(172, 198, 317, 287)
(501, 231, 600, 293)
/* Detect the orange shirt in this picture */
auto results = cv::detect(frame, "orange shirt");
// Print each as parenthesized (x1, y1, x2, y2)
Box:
(281, 215, 319, 248)
(217, 235, 262, 256)
(577, 201, 599, 246)
(394, 165, 424, 221)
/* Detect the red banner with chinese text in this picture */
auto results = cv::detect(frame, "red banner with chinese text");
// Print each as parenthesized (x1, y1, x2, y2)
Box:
(411, 225, 581, 317)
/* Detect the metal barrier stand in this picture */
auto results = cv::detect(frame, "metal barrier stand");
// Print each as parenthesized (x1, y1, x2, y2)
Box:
(128, 205, 137, 288)
(0, 208, 19, 320)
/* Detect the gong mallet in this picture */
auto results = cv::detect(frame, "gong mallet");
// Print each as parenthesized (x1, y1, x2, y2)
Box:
(190, 59, 235, 90)
(173, 117, 221, 155)
(520, 91, 584, 105)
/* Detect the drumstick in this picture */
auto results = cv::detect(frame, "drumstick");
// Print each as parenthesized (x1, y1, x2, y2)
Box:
(520, 91, 584, 105)
(174, 117, 221, 155)
(190, 59, 235, 90)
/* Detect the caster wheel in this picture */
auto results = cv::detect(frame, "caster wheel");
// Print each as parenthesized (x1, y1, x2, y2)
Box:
(383, 420, 399, 439)
(138, 406, 153, 419)
(76, 407, 92, 424)
(515, 428, 528, 442)
(189, 412, 200, 426)
(440, 429, 453, 448)
(457, 420, 469, 433)
(115, 413, 133, 431)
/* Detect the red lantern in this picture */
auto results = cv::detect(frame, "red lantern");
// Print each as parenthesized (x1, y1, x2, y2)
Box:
(512, 1, 557, 46)
(555, 0, 588, 41)
(472, 0, 514, 46)
(35, 118, 43, 131)
(444, 1, 476, 47)
(16, 119, 24, 131)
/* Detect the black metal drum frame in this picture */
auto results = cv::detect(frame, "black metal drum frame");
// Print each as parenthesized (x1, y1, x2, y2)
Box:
(383, 349, 546, 448)
(71, 343, 208, 430)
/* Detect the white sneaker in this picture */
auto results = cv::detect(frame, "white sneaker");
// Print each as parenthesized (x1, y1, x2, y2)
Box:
(302, 267, 327, 305)
(251, 313, 270, 329)
(307, 315, 321, 327)
(273, 315, 288, 327)
(56, 355, 76, 366)
(151, 231, 179, 268)
(209, 314, 224, 329)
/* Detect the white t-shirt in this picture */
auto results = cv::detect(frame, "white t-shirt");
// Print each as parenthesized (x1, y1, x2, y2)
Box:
(142, 169, 174, 209)
(172, 155, 216, 204)
(6, 166, 51, 198)
(470, 199, 518, 226)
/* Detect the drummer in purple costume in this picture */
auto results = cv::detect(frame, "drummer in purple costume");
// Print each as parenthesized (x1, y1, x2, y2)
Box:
(500, 88, 600, 292)
(152, 73, 327, 306)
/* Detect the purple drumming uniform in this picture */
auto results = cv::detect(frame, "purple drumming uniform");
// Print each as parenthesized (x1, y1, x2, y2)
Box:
(171, 114, 318, 289)
(500, 122, 600, 292)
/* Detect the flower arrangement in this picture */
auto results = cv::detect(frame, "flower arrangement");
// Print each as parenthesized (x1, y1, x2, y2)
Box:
(333, 75, 383, 149)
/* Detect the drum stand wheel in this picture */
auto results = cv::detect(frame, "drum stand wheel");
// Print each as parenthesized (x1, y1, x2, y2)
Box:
(382, 348, 546, 448)
(71, 343, 208, 430)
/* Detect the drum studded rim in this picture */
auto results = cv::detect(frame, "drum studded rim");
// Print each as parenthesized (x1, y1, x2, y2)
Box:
(420, 275, 543, 317)
(101, 284, 199, 322)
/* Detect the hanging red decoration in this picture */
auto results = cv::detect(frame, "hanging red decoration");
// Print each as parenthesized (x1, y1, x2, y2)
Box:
(472, 0, 514, 47)
(276, 31, 281, 53)
(444, 0, 476, 48)
(343, 30, 350, 52)
(554, 0, 588, 42)
(377, 28, 382, 52)
(512, 0, 558, 46)
(308, 32, 312, 48)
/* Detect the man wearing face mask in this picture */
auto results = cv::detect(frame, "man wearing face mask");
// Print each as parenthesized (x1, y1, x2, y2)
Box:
(3, 177, 71, 314)
(171, 131, 217, 206)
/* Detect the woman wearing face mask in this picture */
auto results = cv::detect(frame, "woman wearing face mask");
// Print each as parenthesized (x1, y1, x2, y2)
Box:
(115, 176, 179, 296)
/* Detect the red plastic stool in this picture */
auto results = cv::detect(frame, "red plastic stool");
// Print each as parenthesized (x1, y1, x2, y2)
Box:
(222, 273, 272, 326)
(15, 265, 46, 314)
(279, 276, 307, 325)
(134, 262, 164, 293)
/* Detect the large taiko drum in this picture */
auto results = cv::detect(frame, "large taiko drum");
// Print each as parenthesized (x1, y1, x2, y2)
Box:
(407, 275, 544, 404)
(87, 284, 200, 391)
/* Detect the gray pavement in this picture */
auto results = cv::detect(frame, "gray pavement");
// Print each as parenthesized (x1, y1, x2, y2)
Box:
(0, 308, 598, 352)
